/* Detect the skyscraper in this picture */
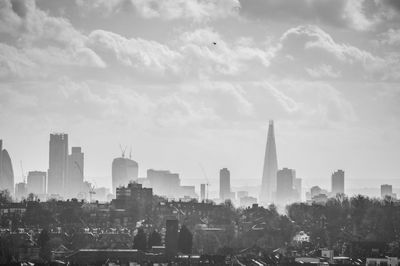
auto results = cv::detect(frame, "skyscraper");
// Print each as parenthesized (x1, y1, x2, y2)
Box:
(147, 169, 179, 198)
(112, 157, 138, 194)
(27, 171, 46, 195)
(381, 184, 395, 199)
(0, 140, 14, 195)
(66, 147, 84, 199)
(276, 168, 295, 205)
(15, 182, 27, 200)
(260, 120, 278, 204)
(294, 178, 302, 201)
(219, 168, 231, 201)
(331, 169, 345, 195)
(48, 134, 68, 197)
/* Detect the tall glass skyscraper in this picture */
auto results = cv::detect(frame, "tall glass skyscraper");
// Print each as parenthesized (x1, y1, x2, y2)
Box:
(48, 134, 68, 197)
(0, 140, 14, 195)
(260, 120, 278, 204)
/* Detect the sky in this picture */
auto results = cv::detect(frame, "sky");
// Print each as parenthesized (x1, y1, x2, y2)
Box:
(0, 0, 399, 193)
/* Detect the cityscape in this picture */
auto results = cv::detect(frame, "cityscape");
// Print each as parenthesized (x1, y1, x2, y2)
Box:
(1, 0, 400, 265)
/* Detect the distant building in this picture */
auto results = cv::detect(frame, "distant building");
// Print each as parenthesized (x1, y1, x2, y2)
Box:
(66, 147, 84, 199)
(219, 168, 231, 201)
(237, 191, 248, 199)
(15, 182, 27, 200)
(27, 171, 46, 195)
(113, 182, 153, 222)
(180, 186, 197, 199)
(200, 184, 206, 201)
(331, 169, 345, 195)
(240, 196, 257, 207)
(294, 178, 302, 201)
(276, 168, 296, 205)
(0, 140, 14, 195)
(112, 157, 138, 194)
(381, 184, 396, 199)
(147, 169, 180, 198)
(48, 134, 68, 197)
(260, 120, 278, 204)
(293, 231, 310, 242)
(93, 187, 110, 202)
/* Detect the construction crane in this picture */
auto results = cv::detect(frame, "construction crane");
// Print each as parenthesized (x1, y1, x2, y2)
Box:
(199, 164, 211, 201)
(88, 183, 96, 203)
(20, 160, 26, 183)
(119, 144, 127, 158)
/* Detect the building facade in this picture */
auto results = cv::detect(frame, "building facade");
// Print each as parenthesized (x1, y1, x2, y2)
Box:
(0, 140, 14, 195)
(48, 134, 68, 197)
(219, 168, 231, 201)
(66, 147, 84, 199)
(276, 168, 295, 205)
(112, 157, 139, 195)
(331, 169, 345, 195)
(27, 171, 46, 195)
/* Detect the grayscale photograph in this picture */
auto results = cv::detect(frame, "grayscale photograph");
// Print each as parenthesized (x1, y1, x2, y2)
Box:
(0, 0, 400, 265)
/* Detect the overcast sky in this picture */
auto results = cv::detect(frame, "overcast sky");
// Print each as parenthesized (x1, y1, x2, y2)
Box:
(1, 0, 399, 191)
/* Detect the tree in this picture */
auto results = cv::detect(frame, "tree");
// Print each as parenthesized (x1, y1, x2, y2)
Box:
(38, 229, 50, 261)
(178, 225, 193, 254)
(133, 228, 147, 251)
(0, 190, 11, 203)
(148, 230, 162, 249)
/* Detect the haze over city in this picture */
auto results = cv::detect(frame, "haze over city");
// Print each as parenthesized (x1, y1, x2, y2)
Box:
(1, 0, 400, 194)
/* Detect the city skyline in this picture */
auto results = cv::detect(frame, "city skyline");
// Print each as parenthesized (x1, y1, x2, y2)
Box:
(1, 0, 400, 194)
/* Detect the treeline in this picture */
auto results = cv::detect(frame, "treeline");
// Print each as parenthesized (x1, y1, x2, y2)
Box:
(287, 195, 400, 257)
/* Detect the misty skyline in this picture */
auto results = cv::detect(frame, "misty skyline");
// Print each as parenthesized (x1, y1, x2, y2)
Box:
(1, 0, 400, 191)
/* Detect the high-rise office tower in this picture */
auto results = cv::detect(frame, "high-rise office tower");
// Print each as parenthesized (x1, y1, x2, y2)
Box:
(260, 120, 278, 204)
(219, 168, 231, 201)
(276, 168, 295, 204)
(66, 147, 84, 199)
(331, 170, 345, 195)
(15, 182, 27, 200)
(294, 178, 302, 201)
(48, 134, 68, 196)
(200, 183, 206, 201)
(381, 184, 394, 199)
(27, 171, 46, 195)
(0, 140, 14, 195)
(147, 169, 179, 198)
(112, 156, 138, 194)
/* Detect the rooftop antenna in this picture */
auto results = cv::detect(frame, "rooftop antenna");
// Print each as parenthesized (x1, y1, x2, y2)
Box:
(129, 145, 132, 159)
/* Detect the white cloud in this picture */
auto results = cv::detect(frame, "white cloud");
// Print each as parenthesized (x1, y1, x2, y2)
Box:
(306, 64, 341, 79)
(87, 29, 181, 73)
(76, 0, 240, 21)
(281, 25, 379, 65)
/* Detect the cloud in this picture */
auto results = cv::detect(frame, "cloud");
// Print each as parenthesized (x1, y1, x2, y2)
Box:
(87, 29, 181, 73)
(240, 0, 400, 31)
(178, 28, 274, 77)
(379, 28, 400, 45)
(76, 0, 240, 21)
(262, 82, 299, 113)
(306, 64, 341, 79)
(281, 25, 378, 64)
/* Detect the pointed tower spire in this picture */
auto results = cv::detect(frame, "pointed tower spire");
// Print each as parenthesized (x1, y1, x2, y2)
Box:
(260, 120, 278, 205)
